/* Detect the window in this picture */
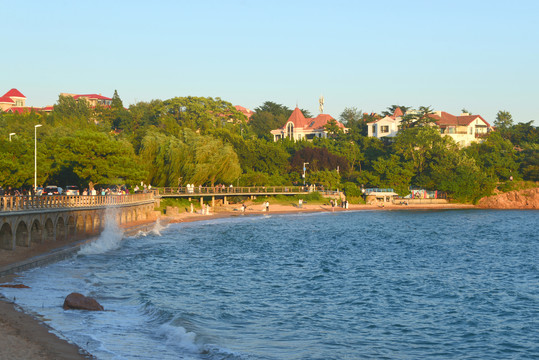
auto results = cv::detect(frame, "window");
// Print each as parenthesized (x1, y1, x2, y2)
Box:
(469, 127, 473, 134)
(381, 125, 389, 133)
(372, 125, 376, 133)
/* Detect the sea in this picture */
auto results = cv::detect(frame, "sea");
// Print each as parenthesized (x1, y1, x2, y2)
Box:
(1, 209, 538, 359)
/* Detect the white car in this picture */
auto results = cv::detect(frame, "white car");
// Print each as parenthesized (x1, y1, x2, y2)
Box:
(65, 186, 79, 196)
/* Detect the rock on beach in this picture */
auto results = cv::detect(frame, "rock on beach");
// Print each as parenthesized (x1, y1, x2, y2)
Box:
(63, 292, 104, 311)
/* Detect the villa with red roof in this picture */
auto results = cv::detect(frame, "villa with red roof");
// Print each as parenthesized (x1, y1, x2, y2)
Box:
(366, 107, 492, 147)
(430, 111, 492, 147)
(271, 107, 348, 141)
(234, 105, 254, 122)
(0, 88, 27, 111)
(367, 107, 403, 139)
(0, 88, 53, 114)
(60, 93, 112, 107)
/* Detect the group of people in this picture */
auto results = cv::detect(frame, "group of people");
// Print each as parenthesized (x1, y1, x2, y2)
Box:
(0, 186, 33, 196)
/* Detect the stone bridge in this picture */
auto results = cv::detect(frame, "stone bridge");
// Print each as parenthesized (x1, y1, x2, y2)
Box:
(0, 193, 156, 251)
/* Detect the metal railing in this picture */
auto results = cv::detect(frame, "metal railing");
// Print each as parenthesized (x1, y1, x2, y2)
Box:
(0, 193, 154, 212)
(156, 186, 338, 196)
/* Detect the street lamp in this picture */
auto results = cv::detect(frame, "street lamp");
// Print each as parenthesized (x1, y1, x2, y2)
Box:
(303, 162, 309, 186)
(9, 133, 16, 141)
(34, 124, 42, 190)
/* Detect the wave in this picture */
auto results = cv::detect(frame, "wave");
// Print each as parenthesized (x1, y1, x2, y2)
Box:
(78, 208, 124, 255)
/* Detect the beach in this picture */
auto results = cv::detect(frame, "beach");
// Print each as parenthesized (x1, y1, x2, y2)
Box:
(0, 202, 475, 359)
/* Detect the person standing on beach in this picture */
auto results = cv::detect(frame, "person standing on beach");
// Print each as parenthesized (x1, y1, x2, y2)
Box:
(265, 201, 269, 212)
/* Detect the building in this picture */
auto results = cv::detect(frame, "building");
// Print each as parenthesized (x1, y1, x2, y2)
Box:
(0, 88, 52, 113)
(271, 107, 348, 141)
(367, 107, 403, 139)
(431, 111, 492, 147)
(0, 88, 26, 111)
(234, 105, 254, 122)
(60, 93, 112, 107)
(366, 107, 492, 147)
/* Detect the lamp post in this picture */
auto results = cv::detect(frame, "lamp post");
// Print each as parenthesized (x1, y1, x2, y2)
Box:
(9, 133, 16, 141)
(303, 162, 309, 187)
(34, 125, 42, 190)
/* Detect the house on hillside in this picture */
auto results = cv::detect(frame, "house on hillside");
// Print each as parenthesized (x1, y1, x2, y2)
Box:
(271, 107, 348, 141)
(234, 105, 254, 122)
(60, 93, 112, 107)
(0, 88, 26, 111)
(431, 111, 492, 147)
(0, 88, 52, 113)
(367, 107, 403, 139)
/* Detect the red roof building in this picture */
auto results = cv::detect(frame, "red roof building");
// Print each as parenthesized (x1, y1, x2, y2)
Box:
(271, 107, 348, 141)
(234, 105, 254, 121)
(60, 93, 112, 107)
(0, 88, 26, 111)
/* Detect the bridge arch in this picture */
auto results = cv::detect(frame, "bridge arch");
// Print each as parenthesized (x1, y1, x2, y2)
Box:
(85, 214, 93, 234)
(15, 221, 29, 247)
(56, 217, 66, 241)
(45, 218, 55, 242)
(67, 216, 76, 240)
(30, 219, 42, 244)
(0, 223, 13, 250)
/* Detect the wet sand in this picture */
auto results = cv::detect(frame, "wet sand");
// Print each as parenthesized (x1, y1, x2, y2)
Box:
(0, 202, 475, 359)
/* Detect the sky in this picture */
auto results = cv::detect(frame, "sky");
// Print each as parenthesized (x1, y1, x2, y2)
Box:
(2, 0, 538, 124)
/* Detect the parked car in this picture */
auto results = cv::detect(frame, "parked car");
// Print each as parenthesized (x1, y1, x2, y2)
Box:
(65, 185, 80, 196)
(43, 186, 62, 195)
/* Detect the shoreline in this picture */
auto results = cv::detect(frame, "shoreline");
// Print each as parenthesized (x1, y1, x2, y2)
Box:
(0, 202, 500, 359)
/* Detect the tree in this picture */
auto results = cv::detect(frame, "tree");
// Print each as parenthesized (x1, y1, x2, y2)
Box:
(399, 106, 436, 129)
(382, 105, 410, 117)
(49, 129, 146, 187)
(494, 110, 513, 130)
(111, 90, 124, 109)
(372, 154, 414, 196)
(323, 119, 343, 136)
(465, 131, 519, 181)
(339, 107, 362, 124)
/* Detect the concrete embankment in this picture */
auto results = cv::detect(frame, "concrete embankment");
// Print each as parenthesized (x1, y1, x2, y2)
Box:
(0, 219, 160, 278)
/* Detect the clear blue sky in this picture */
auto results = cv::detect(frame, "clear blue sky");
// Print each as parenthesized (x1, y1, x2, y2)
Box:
(3, 0, 538, 124)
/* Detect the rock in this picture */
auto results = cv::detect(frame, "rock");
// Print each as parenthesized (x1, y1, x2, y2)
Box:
(63, 292, 104, 311)
(0, 284, 30, 288)
(477, 187, 539, 209)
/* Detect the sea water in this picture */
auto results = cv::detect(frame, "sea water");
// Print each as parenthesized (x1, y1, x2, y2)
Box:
(1, 210, 538, 359)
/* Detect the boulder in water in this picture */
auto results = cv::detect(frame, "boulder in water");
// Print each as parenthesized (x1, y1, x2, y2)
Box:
(63, 292, 104, 311)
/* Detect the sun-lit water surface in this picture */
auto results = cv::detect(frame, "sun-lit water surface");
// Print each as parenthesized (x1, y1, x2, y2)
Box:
(1, 210, 538, 359)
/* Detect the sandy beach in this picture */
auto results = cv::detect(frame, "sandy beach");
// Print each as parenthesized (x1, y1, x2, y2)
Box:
(0, 202, 475, 359)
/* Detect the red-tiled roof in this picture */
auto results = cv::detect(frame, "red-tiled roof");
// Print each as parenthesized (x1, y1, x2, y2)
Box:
(277, 108, 346, 130)
(6, 107, 40, 114)
(73, 94, 112, 100)
(393, 107, 403, 117)
(432, 112, 491, 127)
(0, 95, 15, 103)
(287, 107, 310, 128)
(3, 88, 25, 98)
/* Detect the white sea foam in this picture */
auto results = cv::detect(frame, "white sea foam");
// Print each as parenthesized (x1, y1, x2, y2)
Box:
(157, 323, 200, 353)
(78, 208, 124, 255)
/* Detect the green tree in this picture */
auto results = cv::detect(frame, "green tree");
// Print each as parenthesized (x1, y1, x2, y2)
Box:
(372, 154, 414, 196)
(494, 110, 513, 130)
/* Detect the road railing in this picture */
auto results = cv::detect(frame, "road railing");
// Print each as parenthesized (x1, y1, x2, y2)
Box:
(156, 185, 335, 196)
(0, 193, 154, 212)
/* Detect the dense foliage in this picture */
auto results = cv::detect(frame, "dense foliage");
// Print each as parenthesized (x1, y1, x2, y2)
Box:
(0, 93, 537, 203)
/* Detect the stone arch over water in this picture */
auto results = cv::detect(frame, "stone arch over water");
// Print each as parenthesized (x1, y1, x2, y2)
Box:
(30, 219, 42, 244)
(15, 221, 29, 247)
(0, 223, 13, 250)
(56, 217, 66, 241)
(67, 216, 76, 240)
(45, 218, 55, 242)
